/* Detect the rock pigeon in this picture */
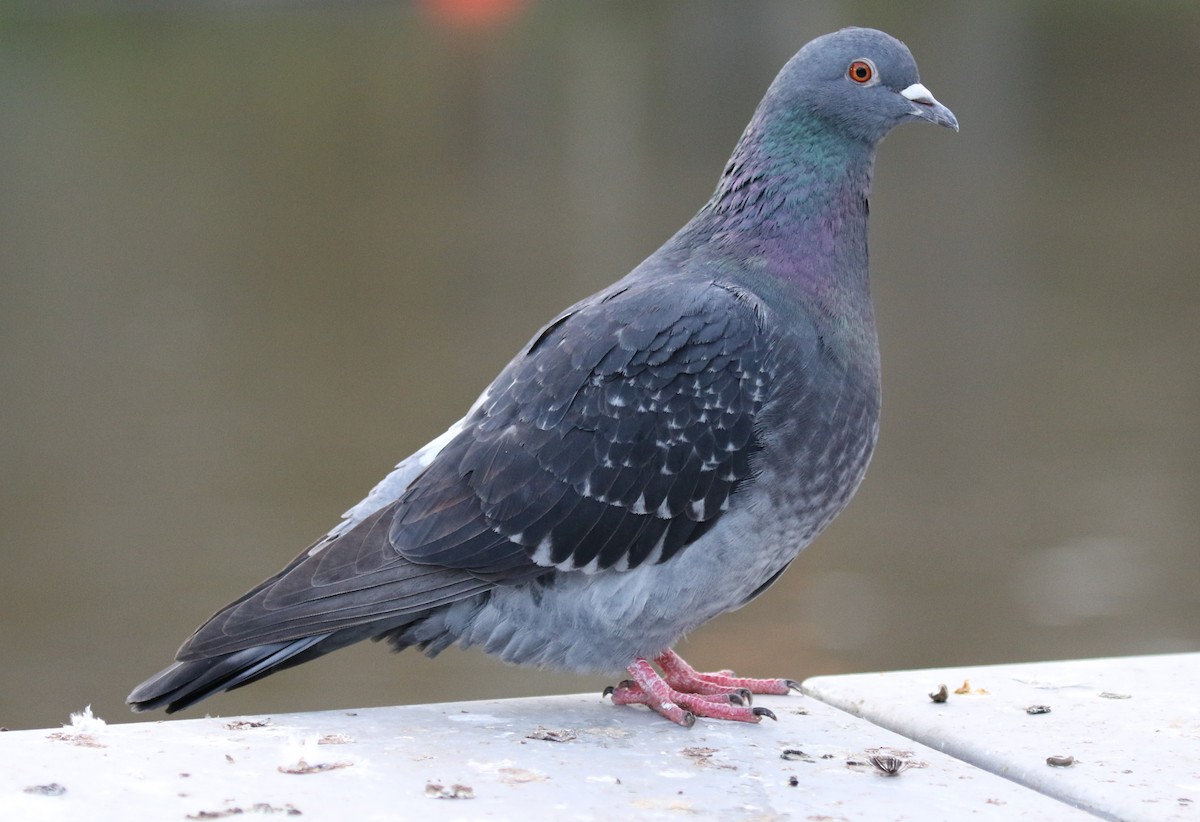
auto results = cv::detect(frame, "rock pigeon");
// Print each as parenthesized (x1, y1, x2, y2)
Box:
(128, 27, 956, 726)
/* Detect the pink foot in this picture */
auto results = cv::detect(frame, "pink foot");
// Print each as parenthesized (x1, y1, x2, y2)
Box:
(603, 650, 799, 727)
(656, 648, 798, 697)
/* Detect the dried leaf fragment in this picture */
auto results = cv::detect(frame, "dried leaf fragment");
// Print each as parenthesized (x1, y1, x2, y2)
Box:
(426, 782, 475, 799)
(186, 803, 300, 818)
(318, 733, 354, 745)
(682, 746, 737, 770)
(23, 783, 67, 796)
(526, 726, 576, 742)
(46, 731, 104, 748)
(278, 758, 352, 775)
(224, 719, 271, 730)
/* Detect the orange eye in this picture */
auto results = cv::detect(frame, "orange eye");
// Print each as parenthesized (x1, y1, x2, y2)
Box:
(848, 59, 875, 84)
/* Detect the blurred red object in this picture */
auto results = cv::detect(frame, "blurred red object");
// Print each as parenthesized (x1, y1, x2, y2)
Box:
(420, 0, 530, 29)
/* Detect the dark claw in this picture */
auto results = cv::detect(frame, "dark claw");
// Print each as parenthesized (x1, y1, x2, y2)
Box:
(736, 688, 753, 705)
(752, 706, 777, 721)
(728, 693, 744, 706)
(618, 679, 636, 690)
(602, 685, 615, 698)
(681, 711, 696, 729)
(785, 679, 801, 693)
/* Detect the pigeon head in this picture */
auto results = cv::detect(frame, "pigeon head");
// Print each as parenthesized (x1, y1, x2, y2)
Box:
(765, 27, 958, 145)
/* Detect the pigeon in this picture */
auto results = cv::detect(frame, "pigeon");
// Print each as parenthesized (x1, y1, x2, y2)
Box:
(128, 27, 956, 727)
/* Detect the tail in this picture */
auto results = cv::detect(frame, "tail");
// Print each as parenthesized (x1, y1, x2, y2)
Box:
(126, 606, 478, 713)
(128, 630, 353, 713)
(126, 500, 503, 713)
(126, 475, 535, 710)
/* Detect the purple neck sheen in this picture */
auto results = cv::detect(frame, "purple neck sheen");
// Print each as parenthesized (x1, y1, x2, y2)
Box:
(705, 106, 876, 272)
(694, 106, 879, 339)
(671, 101, 882, 373)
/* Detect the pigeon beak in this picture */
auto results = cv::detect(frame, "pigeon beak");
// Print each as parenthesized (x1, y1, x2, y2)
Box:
(900, 83, 959, 132)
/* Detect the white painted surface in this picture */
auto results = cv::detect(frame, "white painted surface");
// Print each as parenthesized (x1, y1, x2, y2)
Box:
(0, 691, 1088, 820)
(804, 652, 1200, 822)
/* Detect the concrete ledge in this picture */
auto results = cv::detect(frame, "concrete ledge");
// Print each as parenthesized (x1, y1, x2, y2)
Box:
(805, 652, 1200, 822)
(0, 689, 1089, 820)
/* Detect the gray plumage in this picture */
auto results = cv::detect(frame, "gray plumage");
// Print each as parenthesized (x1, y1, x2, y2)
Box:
(129, 27, 956, 715)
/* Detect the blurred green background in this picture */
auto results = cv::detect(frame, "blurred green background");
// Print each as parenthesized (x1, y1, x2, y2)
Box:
(2, 0, 1198, 731)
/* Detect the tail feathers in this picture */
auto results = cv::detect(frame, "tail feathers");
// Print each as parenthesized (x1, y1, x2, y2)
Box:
(127, 633, 333, 714)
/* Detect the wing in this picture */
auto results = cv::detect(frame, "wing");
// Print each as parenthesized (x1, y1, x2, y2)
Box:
(176, 277, 775, 659)
(392, 277, 773, 575)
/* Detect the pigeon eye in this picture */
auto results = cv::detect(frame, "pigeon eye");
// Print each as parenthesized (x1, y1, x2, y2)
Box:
(848, 59, 876, 85)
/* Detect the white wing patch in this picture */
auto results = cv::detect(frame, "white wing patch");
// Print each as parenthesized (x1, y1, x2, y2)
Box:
(306, 398, 485, 559)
